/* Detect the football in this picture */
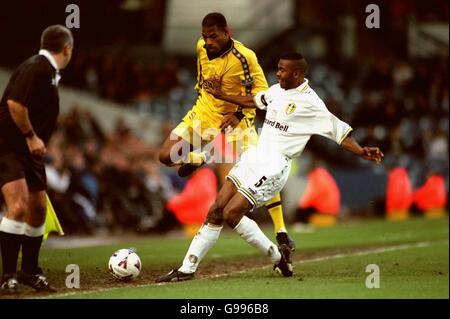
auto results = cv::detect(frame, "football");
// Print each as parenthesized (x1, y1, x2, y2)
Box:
(108, 248, 142, 281)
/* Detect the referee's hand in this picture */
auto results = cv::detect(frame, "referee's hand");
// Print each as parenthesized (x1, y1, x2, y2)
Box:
(26, 135, 46, 157)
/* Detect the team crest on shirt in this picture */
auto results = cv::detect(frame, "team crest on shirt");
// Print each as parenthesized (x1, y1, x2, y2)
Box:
(285, 103, 296, 115)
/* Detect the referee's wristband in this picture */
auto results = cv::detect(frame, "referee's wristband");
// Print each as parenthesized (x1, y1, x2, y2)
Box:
(23, 130, 35, 139)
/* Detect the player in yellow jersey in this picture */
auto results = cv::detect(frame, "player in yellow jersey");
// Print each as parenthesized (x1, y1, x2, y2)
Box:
(158, 12, 295, 251)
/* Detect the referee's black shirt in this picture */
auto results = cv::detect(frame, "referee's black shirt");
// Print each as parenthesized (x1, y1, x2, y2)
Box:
(0, 54, 59, 153)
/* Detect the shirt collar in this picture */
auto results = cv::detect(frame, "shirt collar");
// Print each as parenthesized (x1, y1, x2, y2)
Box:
(204, 38, 234, 60)
(39, 49, 59, 71)
(296, 78, 309, 92)
(39, 49, 61, 86)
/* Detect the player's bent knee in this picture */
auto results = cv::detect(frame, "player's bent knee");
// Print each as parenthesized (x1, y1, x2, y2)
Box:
(158, 149, 173, 166)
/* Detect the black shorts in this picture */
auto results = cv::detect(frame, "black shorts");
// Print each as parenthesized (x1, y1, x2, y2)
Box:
(0, 149, 47, 192)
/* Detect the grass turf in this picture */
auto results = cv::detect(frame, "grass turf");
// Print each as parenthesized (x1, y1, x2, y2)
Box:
(2, 216, 448, 299)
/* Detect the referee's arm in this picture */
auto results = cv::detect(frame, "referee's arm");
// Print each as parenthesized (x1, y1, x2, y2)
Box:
(7, 99, 46, 157)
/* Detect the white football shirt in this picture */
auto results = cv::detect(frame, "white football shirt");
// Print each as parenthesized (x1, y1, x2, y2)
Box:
(253, 79, 353, 161)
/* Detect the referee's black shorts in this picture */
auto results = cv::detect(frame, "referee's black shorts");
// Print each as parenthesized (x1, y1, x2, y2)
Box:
(0, 148, 47, 192)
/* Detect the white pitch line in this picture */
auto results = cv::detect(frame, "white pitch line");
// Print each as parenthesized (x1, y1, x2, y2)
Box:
(31, 240, 448, 299)
(209, 239, 448, 279)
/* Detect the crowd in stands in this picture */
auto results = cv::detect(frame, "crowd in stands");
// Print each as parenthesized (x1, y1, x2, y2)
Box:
(308, 56, 449, 189)
(64, 51, 182, 104)
(43, 107, 182, 235)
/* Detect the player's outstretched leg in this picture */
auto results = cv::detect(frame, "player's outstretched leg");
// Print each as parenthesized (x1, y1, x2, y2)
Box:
(265, 194, 296, 252)
(224, 193, 293, 277)
(155, 180, 236, 283)
(154, 222, 222, 283)
(233, 216, 293, 277)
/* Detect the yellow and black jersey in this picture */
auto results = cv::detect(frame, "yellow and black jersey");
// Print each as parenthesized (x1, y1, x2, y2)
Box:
(173, 38, 266, 150)
(194, 37, 268, 117)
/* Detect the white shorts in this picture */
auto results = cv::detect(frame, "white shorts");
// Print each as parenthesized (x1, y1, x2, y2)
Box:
(226, 147, 291, 208)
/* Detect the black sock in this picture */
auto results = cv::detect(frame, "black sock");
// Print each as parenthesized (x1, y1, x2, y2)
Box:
(0, 231, 22, 276)
(21, 235, 43, 275)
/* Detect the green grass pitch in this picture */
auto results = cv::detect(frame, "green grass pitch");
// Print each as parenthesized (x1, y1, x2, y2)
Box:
(2, 216, 448, 299)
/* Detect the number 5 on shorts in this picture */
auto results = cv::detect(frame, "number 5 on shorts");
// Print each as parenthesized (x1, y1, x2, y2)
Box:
(254, 176, 267, 187)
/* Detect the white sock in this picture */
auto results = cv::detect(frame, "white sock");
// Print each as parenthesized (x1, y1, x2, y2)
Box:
(0, 217, 25, 235)
(234, 216, 281, 264)
(178, 223, 223, 274)
(24, 223, 45, 237)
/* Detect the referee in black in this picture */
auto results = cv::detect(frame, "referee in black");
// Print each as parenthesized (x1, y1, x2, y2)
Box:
(0, 25, 73, 293)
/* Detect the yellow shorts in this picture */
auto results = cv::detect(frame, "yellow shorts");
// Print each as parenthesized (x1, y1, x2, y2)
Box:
(172, 104, 258, 157)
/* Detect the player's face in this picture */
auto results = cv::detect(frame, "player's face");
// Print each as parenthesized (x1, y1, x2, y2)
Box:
(276, 59, 297, 89)
(202, 25, 229, 53)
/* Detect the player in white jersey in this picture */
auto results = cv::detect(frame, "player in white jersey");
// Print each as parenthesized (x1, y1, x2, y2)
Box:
(155, 53, 383, 282)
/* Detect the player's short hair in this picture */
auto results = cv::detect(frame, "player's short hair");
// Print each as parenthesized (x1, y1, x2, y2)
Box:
(280, 52, 308, 75)
(202, 12, 228, 30)
(40, 25, 73, 53)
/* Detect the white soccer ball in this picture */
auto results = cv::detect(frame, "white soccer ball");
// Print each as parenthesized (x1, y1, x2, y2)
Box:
(108, 248, 142, 281)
